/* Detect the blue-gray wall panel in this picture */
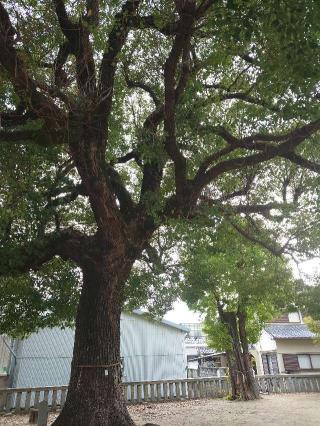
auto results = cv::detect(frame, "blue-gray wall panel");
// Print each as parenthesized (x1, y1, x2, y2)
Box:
(13, 313, 187, 388)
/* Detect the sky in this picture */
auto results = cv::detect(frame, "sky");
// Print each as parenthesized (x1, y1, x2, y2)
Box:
(164, 257, 320, 325)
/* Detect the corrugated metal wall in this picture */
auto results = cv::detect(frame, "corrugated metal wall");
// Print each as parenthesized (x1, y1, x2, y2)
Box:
(12, 328, 74, 388)
(12, 313, 187, 388)
(121, 313, 186, 382)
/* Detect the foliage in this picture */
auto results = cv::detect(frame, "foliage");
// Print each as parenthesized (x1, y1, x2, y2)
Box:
(0, 0, 320, 337)
(304, 317, 320, 344)
(297, 279, 320, 320)
(0, 258, 80, 337)
(181, 222, 297, 349)
(296, 279, 320, 343)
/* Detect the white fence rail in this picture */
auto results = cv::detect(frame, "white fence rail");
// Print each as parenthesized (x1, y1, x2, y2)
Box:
(0, 374, 319, 414)
(257, 374, 320, 394)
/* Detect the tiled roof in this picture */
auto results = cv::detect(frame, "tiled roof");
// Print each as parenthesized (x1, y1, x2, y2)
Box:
(265, 324, 315, 339)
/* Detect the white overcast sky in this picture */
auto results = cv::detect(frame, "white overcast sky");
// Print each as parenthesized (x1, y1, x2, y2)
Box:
(164, 257, 320, 324)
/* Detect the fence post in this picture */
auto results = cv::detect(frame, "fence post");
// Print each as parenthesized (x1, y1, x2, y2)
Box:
(37, 400, 48, 426)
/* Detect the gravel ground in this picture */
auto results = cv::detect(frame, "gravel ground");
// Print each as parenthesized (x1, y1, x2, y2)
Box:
(0, 393, 319, 425)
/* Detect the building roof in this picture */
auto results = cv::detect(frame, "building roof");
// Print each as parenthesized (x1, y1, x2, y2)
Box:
(265, 323, 316, 339)
(130, 310, 189, 332)
(185, 336, 207, 345)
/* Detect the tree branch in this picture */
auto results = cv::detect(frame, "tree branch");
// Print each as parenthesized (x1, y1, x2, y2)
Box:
(193, 119, 320, 189)
(53, 0, 96, 96)
(200, 174, 254, 203)
(0, 104, 36, 127)
(0, 229, 88, 275)
(45, 184, 87, 209)
(128, 15, 179, 36)
(0, 2, 66, 129)
(281, 152, 320, 174)
(204, 83, 278, 111)
(124, 68, 160, 106)
(0, 129, 66, 146)
(98, 0, 140, 118)
(195, 145, 235, 176)
(216, 119, 320, 150)
(85, 0, 99, 26)
(228, 220, 284, 256)
(104, 165, 137, 221)
(163, 1, 195, 194)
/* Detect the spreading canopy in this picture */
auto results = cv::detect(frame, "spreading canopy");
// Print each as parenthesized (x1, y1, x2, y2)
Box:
(0, 0, 320, 333)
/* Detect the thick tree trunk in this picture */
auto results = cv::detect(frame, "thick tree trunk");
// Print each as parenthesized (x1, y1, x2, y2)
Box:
(225, 351, 238, 400)
(220, 310, 260, 401)
(237, 310, 260, 400)
(52, 258, 135, 426)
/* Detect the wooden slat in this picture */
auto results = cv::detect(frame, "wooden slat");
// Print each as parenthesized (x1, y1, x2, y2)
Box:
(5, 391, 12, 413)
(34, 390, 40, 408)
(175, 381, 181, 400)
(211, 379, 217, 396)
(195, 380, 200, 399)
(60, 389, 67, 408)
(283, 354, 299, 372)
(163, 382, 168, 400)
(288, 377, 294, 393)
(156, 383, 161, 401)
(181, 381, 187, 399)
(143, 384, 149, 402)
(52, 389, 58, 411)
(187, 381, 193, 399)
(15, 391, 22, 413)
(150, 383, 155, 401)
(122, 384, 128, 402)
(43, 389, 49, 403)
(199, 380, 205, 398)
(25, 390, 32, 412)
(0, 390, 8, 411)
(130, 384, 135, 403)
(279, 376, 285, 393)
(191, 380, 196, 399)
(137, 384, 142, 403)
(169, 382, 174, 400)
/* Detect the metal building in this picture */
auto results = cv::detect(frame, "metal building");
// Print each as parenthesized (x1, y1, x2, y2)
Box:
(7, 311, 188, 388)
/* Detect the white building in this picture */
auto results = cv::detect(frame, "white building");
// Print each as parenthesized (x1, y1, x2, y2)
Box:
(252, 312, 320, 375)
(181, 312, 320, 377)
(1, 311, 188, 388)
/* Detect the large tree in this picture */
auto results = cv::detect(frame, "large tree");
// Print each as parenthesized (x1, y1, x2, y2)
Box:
(0, 1, 320, 424)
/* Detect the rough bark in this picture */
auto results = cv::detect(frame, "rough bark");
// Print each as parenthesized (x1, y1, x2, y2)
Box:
(218, 308, 260, 401)
(52, 255, 135, 426)
(225, 351, 238, 400)
(237, 310, 260, 399)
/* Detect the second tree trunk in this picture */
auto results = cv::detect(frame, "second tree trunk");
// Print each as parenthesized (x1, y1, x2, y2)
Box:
(221, 310, 260, 400)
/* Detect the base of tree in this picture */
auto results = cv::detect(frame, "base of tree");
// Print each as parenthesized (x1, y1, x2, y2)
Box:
(52, 401, 135, 426)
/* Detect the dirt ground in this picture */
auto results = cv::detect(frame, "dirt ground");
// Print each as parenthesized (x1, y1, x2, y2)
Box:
(0, 393, 319, 426)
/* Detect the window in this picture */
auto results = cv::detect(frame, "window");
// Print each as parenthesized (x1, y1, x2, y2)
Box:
(311, 354, 320, 369)
(288, 312, 300, 323)
(297, 354, 320, 370)
(298, 354, 312, 369)
(267, 354, 275, 374)
(262, 353, 279, 374)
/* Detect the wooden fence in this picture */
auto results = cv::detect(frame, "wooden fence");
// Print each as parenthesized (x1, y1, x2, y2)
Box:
(0, 374, 319, 414)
